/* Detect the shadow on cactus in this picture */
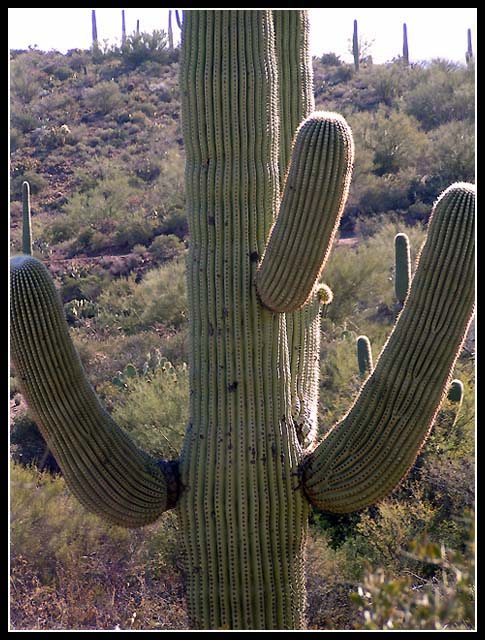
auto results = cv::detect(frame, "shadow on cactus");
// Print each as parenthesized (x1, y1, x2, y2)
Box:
(9, 10, 474, 631)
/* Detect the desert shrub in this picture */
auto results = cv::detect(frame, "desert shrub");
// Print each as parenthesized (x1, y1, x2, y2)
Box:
(48, 165, 161, 254)
(350, 107, 428, 177)
(10, 415, 60, 473)
(10, 463, 188, 630)
(404, 60, 475, 131)
(133, 155, 162, 182)
(305, 532, 360, 630)
(149, 148, 187, 239)
(341, 484, 438, 580)
(84, 80, 124, 115)
(366, 62, 405, 107)
(351, 522, 475, 630)
(113, 220, 156, 251)
(148, 234, 186, 263)
(95, 259, 187, 334)
(425, 120, 475, 187)
(10, 169, 47, 199)
(111, 355, 188, 458)
(10, 57, 41, 103)
(319, 52, 342, 66)
(133, 258, 188, 330)
(10, 107, 39, 134)
(96, 274, 141, 333)
(121, 31, 170, 68)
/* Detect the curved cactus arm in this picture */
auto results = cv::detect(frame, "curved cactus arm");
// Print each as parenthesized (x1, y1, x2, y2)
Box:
(302, 183, 475, 513)
(10, 255, 180, 527)
(255, 112, 354, 313)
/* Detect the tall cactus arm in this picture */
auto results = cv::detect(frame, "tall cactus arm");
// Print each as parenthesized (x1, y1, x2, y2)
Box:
(302, 182, 475, 513)
(10, 255, 179, 527)
(255, 112, 354, 313)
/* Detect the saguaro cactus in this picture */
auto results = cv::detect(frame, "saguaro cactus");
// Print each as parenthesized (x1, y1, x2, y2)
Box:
(91, 9, 98, 48)
(22, 181, 32, 256)
(394, 231, 411, 310)
(402, 22, 409, 65)
(357, 335, 373, 378)
(10, 10, 475, 631)
(352, 19, 360, 70)
(121, 10, 127, 47)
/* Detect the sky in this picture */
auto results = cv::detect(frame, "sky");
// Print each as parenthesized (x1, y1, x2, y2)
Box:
(8, 8, 476, 65)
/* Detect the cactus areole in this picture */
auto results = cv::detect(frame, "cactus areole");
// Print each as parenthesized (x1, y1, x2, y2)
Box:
(10, 10, 475, 631)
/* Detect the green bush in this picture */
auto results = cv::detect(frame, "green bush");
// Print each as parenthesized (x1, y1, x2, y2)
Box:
(404, 60, 475, 131)
(351, 521, 475, 630)
(10, 463, 188, 630)
(111, 355, 189, 459)
(134, 257, 188, 330)
(84, 80, 124, 115)
(10, 415, 60, 473)
(148, 234, 186, 263)
(121, 31, 170, 68)
(426, 120, 475, 187)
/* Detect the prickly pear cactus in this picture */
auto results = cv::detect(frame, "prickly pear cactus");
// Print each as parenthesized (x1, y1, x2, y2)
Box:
(10, 10, 475, 631)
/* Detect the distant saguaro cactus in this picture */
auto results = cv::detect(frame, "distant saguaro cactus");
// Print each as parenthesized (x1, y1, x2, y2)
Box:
(21, 181, 32, 256)
(10, 10, 475, 630)
(91, 9, 98, 48)
(402, 22, 409, 65)
(466, 28, 474, 64)
(168, 10, 174, 49)
(352, 19, 359, 70)
(357, 335, 373, 378)
(121, 9, 127, 46)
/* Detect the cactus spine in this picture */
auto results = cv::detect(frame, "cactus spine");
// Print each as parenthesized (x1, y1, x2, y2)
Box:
(10, 10, 475, 631)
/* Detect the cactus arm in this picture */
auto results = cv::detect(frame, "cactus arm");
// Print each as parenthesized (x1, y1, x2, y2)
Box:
(255, 112, 354, 313)
(302, 183, 475, 513)
(10, 255, 179, 527)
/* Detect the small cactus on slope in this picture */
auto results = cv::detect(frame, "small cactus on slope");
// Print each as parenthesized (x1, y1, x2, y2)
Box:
(10, 10, 474, 630)
(357, 335, 373, 378)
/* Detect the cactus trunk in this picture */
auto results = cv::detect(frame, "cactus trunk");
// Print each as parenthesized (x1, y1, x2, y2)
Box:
(178, 11, 310, 629)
